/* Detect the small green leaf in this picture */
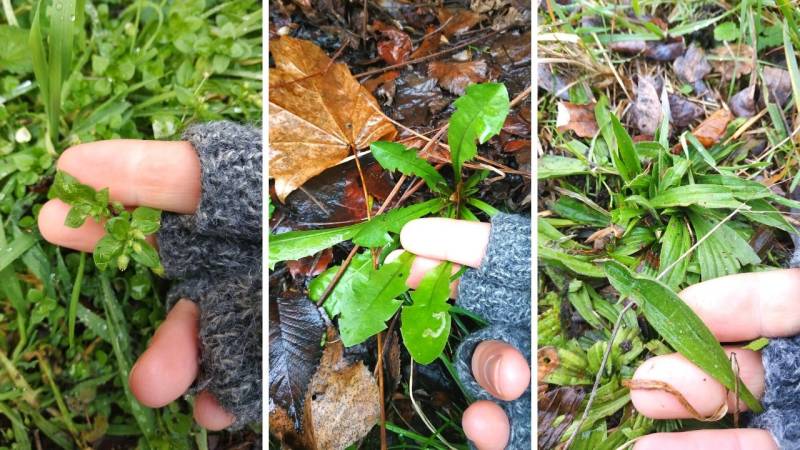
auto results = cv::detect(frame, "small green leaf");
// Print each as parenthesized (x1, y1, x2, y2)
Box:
(105, 217, 130, 241)
(401, 261, 453, 364)
(0, 25, 33, 74)
(310, 252, 373, 319)
(659, 216, 690, 290)
(338, 252, 414, 347)
(131, 207, 161, 235)
(93, 235, 124, 271)
(604, 261, 762, 413)
(131, 241, 161, 269)
(609, 113, 641, 184)
(537, 155, 590, 179)
(714, 21, 739, 42)
(538, 245, 605, 278)
(447, 83, 510, 180)
(269, 224, 361, 269)
(371, 141, 449, 194)
(64, 204, 91, 228)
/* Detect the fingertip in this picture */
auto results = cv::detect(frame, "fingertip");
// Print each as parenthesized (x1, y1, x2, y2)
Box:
(38, 199, 105, 252)
(472, 340, 530, 401)
(385, 249, 404, 264)
(462, 400, 510, 450)
(399, 219, 423, 250)
(194, 391, 236, 431)
(130, 299, 200, 408)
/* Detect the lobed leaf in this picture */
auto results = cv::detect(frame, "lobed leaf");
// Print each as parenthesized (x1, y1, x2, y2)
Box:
(370, 141, 449, 194)
(401, 261, 453, 364)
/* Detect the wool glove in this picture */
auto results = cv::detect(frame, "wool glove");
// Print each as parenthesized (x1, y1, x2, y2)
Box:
(157, 121, 262, 428)
(747, 246, 800, 448)
(454, 213, 531, 449)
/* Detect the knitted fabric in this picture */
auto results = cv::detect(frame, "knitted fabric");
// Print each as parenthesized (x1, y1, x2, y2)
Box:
(157, 121, 262, 428)
(748, 248, 800, 449)
(454, 213, 531, 449)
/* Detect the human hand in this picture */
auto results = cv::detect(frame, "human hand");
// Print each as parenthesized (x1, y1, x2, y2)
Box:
(629, 269, 800, 450)
(38, 140, 235, 430)
(389, 218, 531, 450)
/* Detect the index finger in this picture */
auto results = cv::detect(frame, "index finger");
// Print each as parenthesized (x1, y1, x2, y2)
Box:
(678, 268, 800, 342)
(58, 140, 201, 214)
(400, 218, 490, 268)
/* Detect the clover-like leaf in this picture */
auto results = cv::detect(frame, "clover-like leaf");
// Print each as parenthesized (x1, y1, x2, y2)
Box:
(132, 207, 161, 235)
(93, 235, 124, 271)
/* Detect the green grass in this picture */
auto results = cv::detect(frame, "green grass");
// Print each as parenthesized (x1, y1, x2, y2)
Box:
(539, 0, 800, 448)
(0, 0, 261, 447)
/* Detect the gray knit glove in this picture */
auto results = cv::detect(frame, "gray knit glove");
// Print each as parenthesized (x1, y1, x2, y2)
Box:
(157, 121, 262, 428)
(746, 247, 800, 448)
(454, 213, 531, 449)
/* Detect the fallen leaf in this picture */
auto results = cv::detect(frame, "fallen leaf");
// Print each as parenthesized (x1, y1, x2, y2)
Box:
(410, 26, 442, 59)
(393, 70, 449, 127)
(585, 224, 624, 250)
(538, 63, 570, 100)
(269, 36, 397, 202)
(669, 94, 703, 128)
(609, 40, 647, 55)
(632, 76, 663, 135)
(437, 7, 483, 37)
(470, 0, 507, 13)
(674, 43, 712, 84)
(491, 6, 526, 30)
(537, 346, 560, 382)
(692, 108, 734, 147)
(730, 84, 756, 118)
(711, 44, 755, 81)
(427, 60, 488, 95)
(302, 327, 381, 450)
(286, 248, 334, 279)
(373, 21, 412, 65)
(538, 386, 585, 450)
(556, 102, 598, 137)
(609, 39, 685, 61)
(763, 66, 792, 106)
(269, 293, 326, 429)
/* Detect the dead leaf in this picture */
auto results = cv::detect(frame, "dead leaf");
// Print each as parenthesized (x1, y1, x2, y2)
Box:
(674, 43, 712, 84)
(623, 379, 728, 421)
(763, 66, 793, 106)
(302, 327, 381, 450)
(427, 60, 488, 95)
(470, 0, 507, 13)
(491, 6, 526, 30)
(269, 36, 397, 202)
(585, 224, 624, 251)
(538, 63, 569, 100)
(269, 293, 326, 429)
(556, 102, 598, 137)
(692, 108, 733, 147)
(286, 248, 334, 279)
(373, 20, 412, 65)
(437, 7, 483, 37)
(730, 85, 756, 118)
(393, 70, 449, 127)
(491, 30, 531, 66)
(711, 44, 755, 81)
(632, 76, 663, 135)
(538, 386, 585, 450)
(609, 39, 685, 61)
(669, 94, 703, 128)
(410, 26, 442, 59)
(538, 346, 560, 382)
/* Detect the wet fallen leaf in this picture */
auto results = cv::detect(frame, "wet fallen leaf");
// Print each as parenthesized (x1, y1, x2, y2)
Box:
(490, 30, 531, 66)
(632, 76, 663, 135)
(623, 378, 728, 421)
(585, 224, 624, 250)
(362, 71, 399, 106)
(674, 43, 712, 84)
(730, 84, 756, 118)
(393, 70, 449, 127)
(537, 346, 560, 382)
(286, 248, 334, 279)
(269, 293, 326, 429)
(711, 44, 755, 81)
(410, 26, 442, 59)
(302, 327, 381, 450)
(428, 60, 488, 95)
(538, 386, 584, 450)
(538, 63, 569, 100)
(763, 66, 792, 106)
(373, 20, 412, 65)
(669, 94, 703, 128)
(437, 7, 483, 37)
(692, 108, 733, 147)
(556, 102, 598, 137)
(269, 36, 397, 201)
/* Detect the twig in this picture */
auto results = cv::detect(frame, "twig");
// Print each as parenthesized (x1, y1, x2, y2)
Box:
(564, 205, 748, 449)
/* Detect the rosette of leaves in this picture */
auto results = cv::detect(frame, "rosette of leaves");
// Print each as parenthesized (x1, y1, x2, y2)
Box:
(49, 171, 163, 274)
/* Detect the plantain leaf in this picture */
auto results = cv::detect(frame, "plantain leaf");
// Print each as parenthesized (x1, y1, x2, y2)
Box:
(649, 185, 745, 209)
(447, 83, 509, 180)
(604, 261, 762, 412)
(370, 141, 449, 194)
(538, 245, 605, 278)
(688, 208, 760, 281)
(401, 261, 452, 364)
(339, 252, 414, 346)
(658, 216, 690, 290)
(538, 155, 590, 179)
(609, 113, 642, 184)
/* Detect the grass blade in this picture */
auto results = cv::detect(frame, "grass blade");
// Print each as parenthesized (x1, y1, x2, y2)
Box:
(67, 251, 86, 348)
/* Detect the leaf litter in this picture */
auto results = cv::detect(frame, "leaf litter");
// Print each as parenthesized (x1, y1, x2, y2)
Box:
(269, 0, 531, 448)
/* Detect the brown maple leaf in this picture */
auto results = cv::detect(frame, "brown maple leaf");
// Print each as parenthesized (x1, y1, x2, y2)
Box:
(427, 60, 488, 95)
(269, 36, 397, 202)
